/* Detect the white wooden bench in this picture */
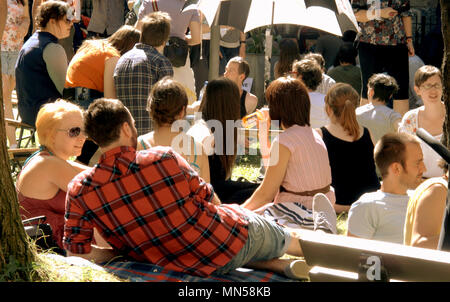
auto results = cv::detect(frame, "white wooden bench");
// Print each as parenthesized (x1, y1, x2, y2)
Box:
(298, 229, 450, 282)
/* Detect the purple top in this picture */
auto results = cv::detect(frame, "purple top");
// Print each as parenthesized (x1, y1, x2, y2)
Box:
(138, 0, 200, 40)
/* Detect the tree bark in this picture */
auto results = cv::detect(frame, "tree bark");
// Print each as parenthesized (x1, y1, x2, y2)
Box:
(0, 0, 35, 281)
(441, 0, 450, 146)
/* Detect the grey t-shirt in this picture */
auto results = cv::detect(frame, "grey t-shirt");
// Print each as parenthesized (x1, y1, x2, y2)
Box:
(356, 103, 402, 144)
(347, 190, 410, 244)
(138, 0, 200, 39)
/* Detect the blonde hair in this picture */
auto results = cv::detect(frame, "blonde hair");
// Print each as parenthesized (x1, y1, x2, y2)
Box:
(325, 83, 360, 141)
(35, 99, 83, 148)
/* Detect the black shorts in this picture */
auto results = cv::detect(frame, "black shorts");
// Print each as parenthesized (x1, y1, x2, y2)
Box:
(357, 42, 409, 100)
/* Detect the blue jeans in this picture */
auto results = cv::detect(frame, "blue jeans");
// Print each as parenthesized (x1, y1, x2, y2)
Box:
(214, 211, 291, 274)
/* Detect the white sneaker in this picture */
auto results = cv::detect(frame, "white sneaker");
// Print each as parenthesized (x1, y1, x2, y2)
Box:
(312, 193, 337, 234)
(283, 260, 311, 280)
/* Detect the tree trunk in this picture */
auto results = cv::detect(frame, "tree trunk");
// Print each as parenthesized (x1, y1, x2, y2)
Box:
(0, 0, 35, 281)
(442, 0, 450, 146)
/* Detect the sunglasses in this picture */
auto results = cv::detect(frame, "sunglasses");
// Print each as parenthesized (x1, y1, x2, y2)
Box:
(57, 127, 84, 138)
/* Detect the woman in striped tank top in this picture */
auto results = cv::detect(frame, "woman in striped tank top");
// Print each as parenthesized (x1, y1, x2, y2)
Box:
(242, 77, 336, 231)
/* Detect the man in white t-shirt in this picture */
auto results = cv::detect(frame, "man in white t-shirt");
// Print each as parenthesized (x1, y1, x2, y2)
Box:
(292, 59, 329, 128)
(347, 133, 426, 244)
(356, 73, 402, 145)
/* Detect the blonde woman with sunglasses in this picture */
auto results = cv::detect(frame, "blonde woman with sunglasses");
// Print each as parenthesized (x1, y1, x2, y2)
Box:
(16, 100, 107, 252)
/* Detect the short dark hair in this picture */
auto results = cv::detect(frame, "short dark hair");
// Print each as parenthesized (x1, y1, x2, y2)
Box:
(148, 77, 188, 126)
(140, 11, 171, 47)
(36, 0, 70, 28)
(336, 42, 357, 65)
(228, 57, 250, 80)
(374, 133, 420, 178)
(266, 77, 310, 128)
(84, 98, 133, 147)
(292, 59, 323, 91)
(414, 65, 443, 87)
(368, 73, 399, 104)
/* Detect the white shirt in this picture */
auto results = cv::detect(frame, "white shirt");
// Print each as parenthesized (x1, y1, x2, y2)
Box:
(347, 190, 410, 244)
(356, 103, 402, 144)
(309, 92, 329, 129)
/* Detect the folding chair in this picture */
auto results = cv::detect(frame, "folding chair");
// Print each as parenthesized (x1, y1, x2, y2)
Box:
(5, 118, 36, 148)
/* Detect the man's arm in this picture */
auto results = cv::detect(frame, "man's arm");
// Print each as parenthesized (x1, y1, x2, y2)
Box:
(410, 184, 447, 250)
(402, 15, 415, 56)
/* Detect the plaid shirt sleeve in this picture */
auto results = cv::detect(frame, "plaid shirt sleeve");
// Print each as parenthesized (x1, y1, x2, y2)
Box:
(155, 55, 174, 81)
(63, 172, 95, 254)
(167, 148, 214, 203)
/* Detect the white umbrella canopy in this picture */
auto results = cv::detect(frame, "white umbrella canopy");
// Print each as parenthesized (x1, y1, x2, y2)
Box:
(182, 0, 359, 83)
(194, 0, 349, 36)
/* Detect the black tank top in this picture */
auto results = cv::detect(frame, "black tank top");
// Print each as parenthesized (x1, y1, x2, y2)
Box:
(240, 90, 247, 118)
(320, 126, 380, 206)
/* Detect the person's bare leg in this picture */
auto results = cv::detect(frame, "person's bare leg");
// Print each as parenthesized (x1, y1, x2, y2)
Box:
(2, 74, 17, 146)
(333, 204, 350, 214)
(246, 258, 311, 280)
(393, 99, 409, 116)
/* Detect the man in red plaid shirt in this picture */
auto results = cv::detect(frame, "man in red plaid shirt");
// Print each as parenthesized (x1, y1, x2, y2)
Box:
(63, 98, 309, 277)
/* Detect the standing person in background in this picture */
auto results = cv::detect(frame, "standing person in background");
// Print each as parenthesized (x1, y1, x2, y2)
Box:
(316, 83, 380, 213)
(274, 38, 301, 79)
(219, 26, 246, 73)
(137, 0, 201, 105)
(1, 0, 30, 148)
(314, 31, 344, 72)
(86, 0, 125, 38)
(327, 42, 362, 95)
(15, 0, 73, 127)
(352, 0, 414, 116)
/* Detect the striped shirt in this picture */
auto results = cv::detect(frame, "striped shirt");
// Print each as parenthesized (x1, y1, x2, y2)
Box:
(113, 43, 173, 135)
(63, 146, 248, 277)
(273, 125, 335, 209)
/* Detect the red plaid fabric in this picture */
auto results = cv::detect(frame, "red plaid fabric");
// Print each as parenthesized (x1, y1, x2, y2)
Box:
(64, 146, 249, 277)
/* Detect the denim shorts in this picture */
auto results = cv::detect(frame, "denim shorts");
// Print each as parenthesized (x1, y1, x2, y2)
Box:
(1, 51, 19, 75)
(214, 211, 292, 275)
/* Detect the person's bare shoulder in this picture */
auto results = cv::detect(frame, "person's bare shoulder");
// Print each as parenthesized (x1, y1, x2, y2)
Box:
(245, 92, 258, 114)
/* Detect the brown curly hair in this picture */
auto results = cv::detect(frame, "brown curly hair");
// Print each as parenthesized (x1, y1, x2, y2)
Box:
(148, 77, 188, 127)
(35, 1, 70, 29)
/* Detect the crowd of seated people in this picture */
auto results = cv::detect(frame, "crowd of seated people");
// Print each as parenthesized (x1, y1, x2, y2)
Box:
(5, 0, 450, 281)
